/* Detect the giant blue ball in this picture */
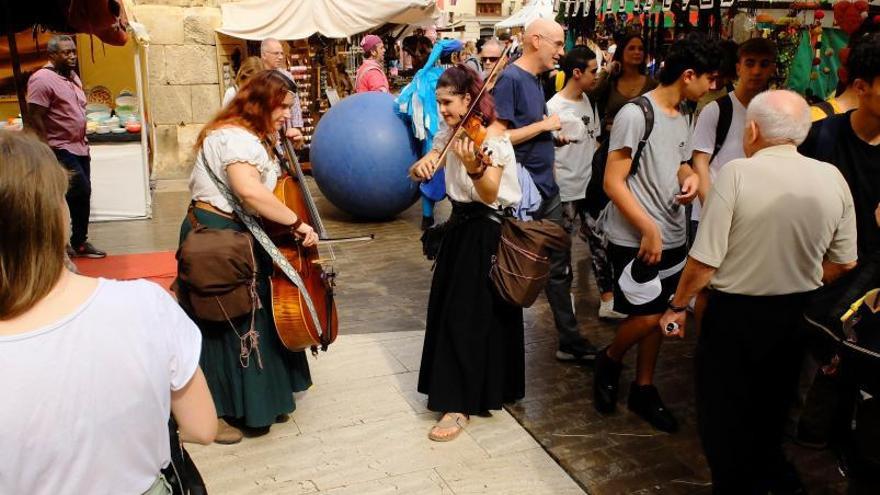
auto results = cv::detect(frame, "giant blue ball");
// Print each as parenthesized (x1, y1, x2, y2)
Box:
(311, 92, 420, 220)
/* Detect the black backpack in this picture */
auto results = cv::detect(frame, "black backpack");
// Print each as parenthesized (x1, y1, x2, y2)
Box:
(584, 95, 654, 217)
(710, 93, 734, 164)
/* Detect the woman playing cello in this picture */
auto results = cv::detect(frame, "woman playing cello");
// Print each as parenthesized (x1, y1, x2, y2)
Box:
(180, 70, 318, 443)
(410, 64, 524, 442)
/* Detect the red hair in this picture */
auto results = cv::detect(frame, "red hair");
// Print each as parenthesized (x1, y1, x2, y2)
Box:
(196, 70, 293, 149)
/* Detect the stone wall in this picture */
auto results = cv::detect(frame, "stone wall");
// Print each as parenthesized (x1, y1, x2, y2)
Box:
(132, 0, 243, 179)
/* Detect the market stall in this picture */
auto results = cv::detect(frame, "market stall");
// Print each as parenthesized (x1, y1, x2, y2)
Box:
(497, 0, 557, 29)
(75, 22, 152, 221)
(552, 0, 879, 103)
(0, 0, 152, 221)
(214, 0, 440, 160)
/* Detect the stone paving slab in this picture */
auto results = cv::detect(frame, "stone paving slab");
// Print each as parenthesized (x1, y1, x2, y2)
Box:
(186, 330, 585, 495)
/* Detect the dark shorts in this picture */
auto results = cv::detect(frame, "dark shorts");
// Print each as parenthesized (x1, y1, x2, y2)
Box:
(609, 243, 688, 316)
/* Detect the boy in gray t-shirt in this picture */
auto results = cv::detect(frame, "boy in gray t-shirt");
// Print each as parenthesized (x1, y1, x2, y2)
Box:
(602, 95, 692, 249)
(593, 32, 722, 434)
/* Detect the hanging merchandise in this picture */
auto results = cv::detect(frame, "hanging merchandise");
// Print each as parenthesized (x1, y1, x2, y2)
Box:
(833, 0, 871, 35)
(788, 27, 849, 100)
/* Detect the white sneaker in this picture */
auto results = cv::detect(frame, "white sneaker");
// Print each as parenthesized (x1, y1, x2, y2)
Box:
(598, 299, 627, 320)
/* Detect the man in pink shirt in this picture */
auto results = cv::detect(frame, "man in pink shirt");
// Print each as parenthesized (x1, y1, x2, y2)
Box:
(356, 35, 390, 93)
(27, 35, 105, 258)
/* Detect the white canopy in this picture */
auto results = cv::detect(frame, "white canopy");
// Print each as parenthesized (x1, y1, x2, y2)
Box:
(216, 0, 439, 41)
(495, 0, 556, 29)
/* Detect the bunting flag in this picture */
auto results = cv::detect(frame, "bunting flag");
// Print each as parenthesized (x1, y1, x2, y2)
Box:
(556, 0, 593, 15)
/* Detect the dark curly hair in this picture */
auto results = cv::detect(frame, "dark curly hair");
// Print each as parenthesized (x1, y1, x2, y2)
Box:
(657, 32, 722, 86)
(436, 64, 496, 123)
(848, 32, 880, 86)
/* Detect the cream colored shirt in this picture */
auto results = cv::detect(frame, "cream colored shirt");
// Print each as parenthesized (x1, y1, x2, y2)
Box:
(691, 145, 857, 296)
(189, 127, 281, 214)
(432, 127, 522, 209)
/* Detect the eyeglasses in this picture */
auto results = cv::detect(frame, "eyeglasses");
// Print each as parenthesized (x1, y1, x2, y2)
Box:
(482, 56, 500, 62)
(535, 34, 565, 49)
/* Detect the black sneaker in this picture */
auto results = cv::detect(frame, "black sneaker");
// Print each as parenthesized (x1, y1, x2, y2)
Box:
(627, 383, 679, 433)
(421, 216, 435, 231)
(71, 242, 107, 259)
(556, 340, 598, 363)
(593, 347, 622, 413)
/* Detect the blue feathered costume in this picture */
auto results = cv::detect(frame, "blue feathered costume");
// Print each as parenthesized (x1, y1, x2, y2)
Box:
(396, 39, 463, 224)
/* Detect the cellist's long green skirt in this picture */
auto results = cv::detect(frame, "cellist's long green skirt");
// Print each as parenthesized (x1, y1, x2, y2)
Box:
(177, 208, 312, 428)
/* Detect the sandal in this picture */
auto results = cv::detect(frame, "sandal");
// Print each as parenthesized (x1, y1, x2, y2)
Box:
(428, 413, 469, 442)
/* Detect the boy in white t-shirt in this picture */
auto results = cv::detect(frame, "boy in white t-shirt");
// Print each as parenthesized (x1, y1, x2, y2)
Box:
(691, 38, 776, 234)
(547, 46, 626, 326)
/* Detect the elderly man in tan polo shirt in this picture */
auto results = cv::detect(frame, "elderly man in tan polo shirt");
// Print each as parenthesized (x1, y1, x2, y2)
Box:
(659, 90, 858, 494)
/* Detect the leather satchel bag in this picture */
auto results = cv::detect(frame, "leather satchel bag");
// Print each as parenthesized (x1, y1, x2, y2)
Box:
(173, 206, 258, 323)
(490, 218, 570, 308)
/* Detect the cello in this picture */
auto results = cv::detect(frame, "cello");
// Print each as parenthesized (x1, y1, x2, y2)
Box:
(268, 136, 338, 354)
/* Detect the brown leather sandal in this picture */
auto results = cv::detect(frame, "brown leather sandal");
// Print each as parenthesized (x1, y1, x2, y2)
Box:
(428, 413, 469, 442)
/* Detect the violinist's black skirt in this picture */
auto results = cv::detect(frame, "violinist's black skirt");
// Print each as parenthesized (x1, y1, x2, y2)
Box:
(417, 202, 525, 414)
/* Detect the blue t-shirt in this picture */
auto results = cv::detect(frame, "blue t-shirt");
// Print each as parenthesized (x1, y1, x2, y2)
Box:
(492, 64, 557, 198)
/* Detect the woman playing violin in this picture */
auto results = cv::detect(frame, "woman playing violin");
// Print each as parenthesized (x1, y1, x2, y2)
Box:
(410, 64, 524, 442)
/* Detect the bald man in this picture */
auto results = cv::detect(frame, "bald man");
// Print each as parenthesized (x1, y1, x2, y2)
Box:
(491, 19, 597, 361)
(260, 38, 305, 148)
(661, 90, 857, 493)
